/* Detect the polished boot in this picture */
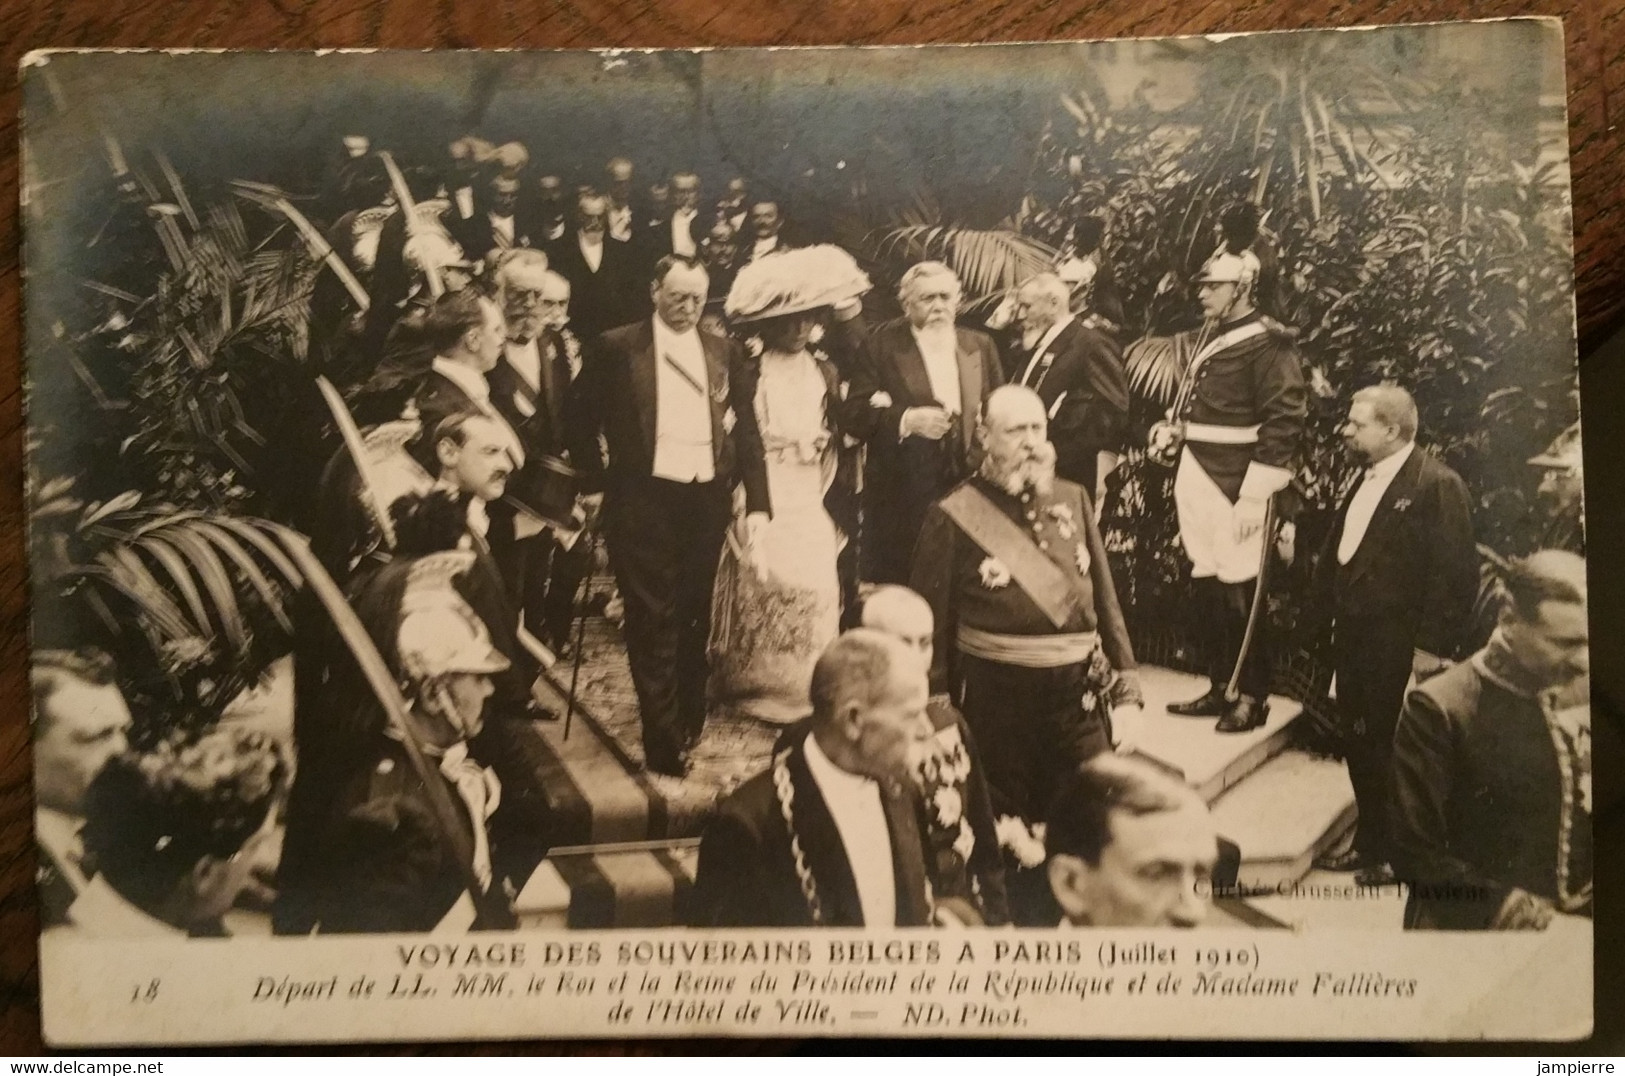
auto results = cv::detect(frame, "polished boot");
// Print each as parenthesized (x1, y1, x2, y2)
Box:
(1168, 686, 1230, 717)
(1215, 694, 1270, 733)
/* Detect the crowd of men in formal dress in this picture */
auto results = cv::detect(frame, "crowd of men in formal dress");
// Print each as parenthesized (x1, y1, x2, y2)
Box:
(33, 132, 1591, 936)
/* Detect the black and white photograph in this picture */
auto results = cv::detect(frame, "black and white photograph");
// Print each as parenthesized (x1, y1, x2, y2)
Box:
(19, 20, 1592, 1043)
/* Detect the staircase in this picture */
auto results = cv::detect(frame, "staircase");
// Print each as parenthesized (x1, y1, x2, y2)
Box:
(511, 619, 1378, 929)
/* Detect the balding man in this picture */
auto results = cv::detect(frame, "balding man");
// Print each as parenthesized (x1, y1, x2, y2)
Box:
(1311, 384, 1476, 886)
(568, 256, 770, 776)
(690, 630, 938, 927)
(1045, 754, 1218, 928)
(1391, 550, 1591, 930)
(1008, 272, 1130, 501)
(861, 586, 1009, 925)
(911, 385, 1141, 822)
(844, 261, 1005, 584)
(548, 192, 641, 338)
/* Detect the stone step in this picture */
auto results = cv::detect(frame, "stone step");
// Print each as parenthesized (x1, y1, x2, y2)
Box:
(516, 840, 701, 930)
(1208, 751, 1357, 890)
(1133, 665, 1306, 802)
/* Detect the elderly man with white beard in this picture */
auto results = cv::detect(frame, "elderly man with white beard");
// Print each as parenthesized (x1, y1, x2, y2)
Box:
(911, 385, 1143, 822)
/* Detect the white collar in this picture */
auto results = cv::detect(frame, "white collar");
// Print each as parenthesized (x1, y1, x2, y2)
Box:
(1365, 440, 1415, 483)
(1033, 313, 1075, 356)
(68, 874, 186, 938)
(653, 316, 702, 354)
(803, 731, 881, 803)
(432, 357, 490, 403)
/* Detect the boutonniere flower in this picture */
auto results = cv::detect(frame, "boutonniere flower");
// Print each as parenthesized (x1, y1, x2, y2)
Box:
(745, 336, 765, 358)
(1046, 503, 1076, 539)
(869, 390, 894, 409)
(1074, 542, 1091, 575)
(978, 557, 1012, 589)
(1394, 498, 1412, 512)
(995, 815, 1046, 869)
(807, 323, 826, 346)
(952, 819, 975, 863)
(933, 786, 964, 829)
(561, 330, 582, 364)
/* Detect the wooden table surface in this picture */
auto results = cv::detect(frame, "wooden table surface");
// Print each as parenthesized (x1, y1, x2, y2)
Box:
(0, 0, 1620, 1055)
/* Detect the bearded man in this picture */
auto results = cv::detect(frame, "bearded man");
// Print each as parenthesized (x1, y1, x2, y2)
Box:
(844, 261, 1005, 584)
(911, 385, 1142, 821)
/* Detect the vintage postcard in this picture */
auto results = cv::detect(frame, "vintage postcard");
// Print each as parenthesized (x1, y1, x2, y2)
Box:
(20, 19, 1590, 1046)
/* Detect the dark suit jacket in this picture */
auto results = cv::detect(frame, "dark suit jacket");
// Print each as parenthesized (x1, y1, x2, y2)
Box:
(488, 330, 574, 461)
(645, 209, 704, 262)
(445, 200, 541, 265)
(689, 733, 935, 927)
(546, 234, 644, 340)
(1391, 659, 1590, 929)
(567, 319, 771, 515)
(279, 736, 485, 934)
(1312, 447, 1477, 660)
(842, 319, 1005, 582)
(1010, 318, 1129, 472)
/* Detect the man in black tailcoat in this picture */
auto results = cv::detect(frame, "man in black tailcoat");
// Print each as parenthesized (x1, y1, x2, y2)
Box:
(547, 193, 642, 340)
(689, 630, 938, 927)
(1311, 384, 1477, 886)
(842, 261, 1004, 585)
(1005, 271, 1129, 500)
(567, 255, 770, 776)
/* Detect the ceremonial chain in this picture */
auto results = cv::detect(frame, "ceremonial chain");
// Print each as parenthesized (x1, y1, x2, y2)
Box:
(772, 747, 824, 925)
(1540, 690, 1592, 913)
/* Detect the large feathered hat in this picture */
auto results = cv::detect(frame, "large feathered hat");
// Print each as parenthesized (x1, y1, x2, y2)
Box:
(724, 244, 871, 323)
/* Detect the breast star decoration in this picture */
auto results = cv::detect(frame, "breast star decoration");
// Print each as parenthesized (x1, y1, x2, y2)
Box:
(978, 557, 1012, 589)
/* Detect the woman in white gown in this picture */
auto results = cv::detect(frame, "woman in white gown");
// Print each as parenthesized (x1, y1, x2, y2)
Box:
(708, 246, 871, 724)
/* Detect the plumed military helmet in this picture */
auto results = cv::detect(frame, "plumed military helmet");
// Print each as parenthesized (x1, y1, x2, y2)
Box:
(396, 551, 511, 680)
(1196, 202, 1263, 289)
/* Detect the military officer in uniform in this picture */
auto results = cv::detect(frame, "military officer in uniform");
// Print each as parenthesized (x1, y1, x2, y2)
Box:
(911, 385, 1143, 822)
(1153, 212, 1307, 733)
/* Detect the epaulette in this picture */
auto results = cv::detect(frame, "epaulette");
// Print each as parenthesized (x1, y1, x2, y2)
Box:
(1257, 314, 1300, 341)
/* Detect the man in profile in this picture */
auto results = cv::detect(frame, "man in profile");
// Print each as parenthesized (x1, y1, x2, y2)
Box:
(1045, 753, 1218, 928)
(1391, 549, 1592, 931)
(689, 630, 938, 927)
(860, 585, 1009, 926)
(32, 649, 133, 926)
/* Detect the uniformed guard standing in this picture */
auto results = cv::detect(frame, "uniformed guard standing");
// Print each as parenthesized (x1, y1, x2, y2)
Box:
(1149, 207, 1307, 733)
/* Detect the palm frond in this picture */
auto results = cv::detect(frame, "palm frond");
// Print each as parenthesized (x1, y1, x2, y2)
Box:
(159, 523, 250, 658)
(875, 225, 1061, 303)
(1124, 334, 1185, 406)
(132, 533, 218, 646)
(210, 516, 306, 588)
(191, 520, 294, 635)
(95, 546, 194, 639)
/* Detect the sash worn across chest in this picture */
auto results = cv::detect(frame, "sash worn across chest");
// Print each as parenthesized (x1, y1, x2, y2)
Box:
(939, 484, 1082, 631)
